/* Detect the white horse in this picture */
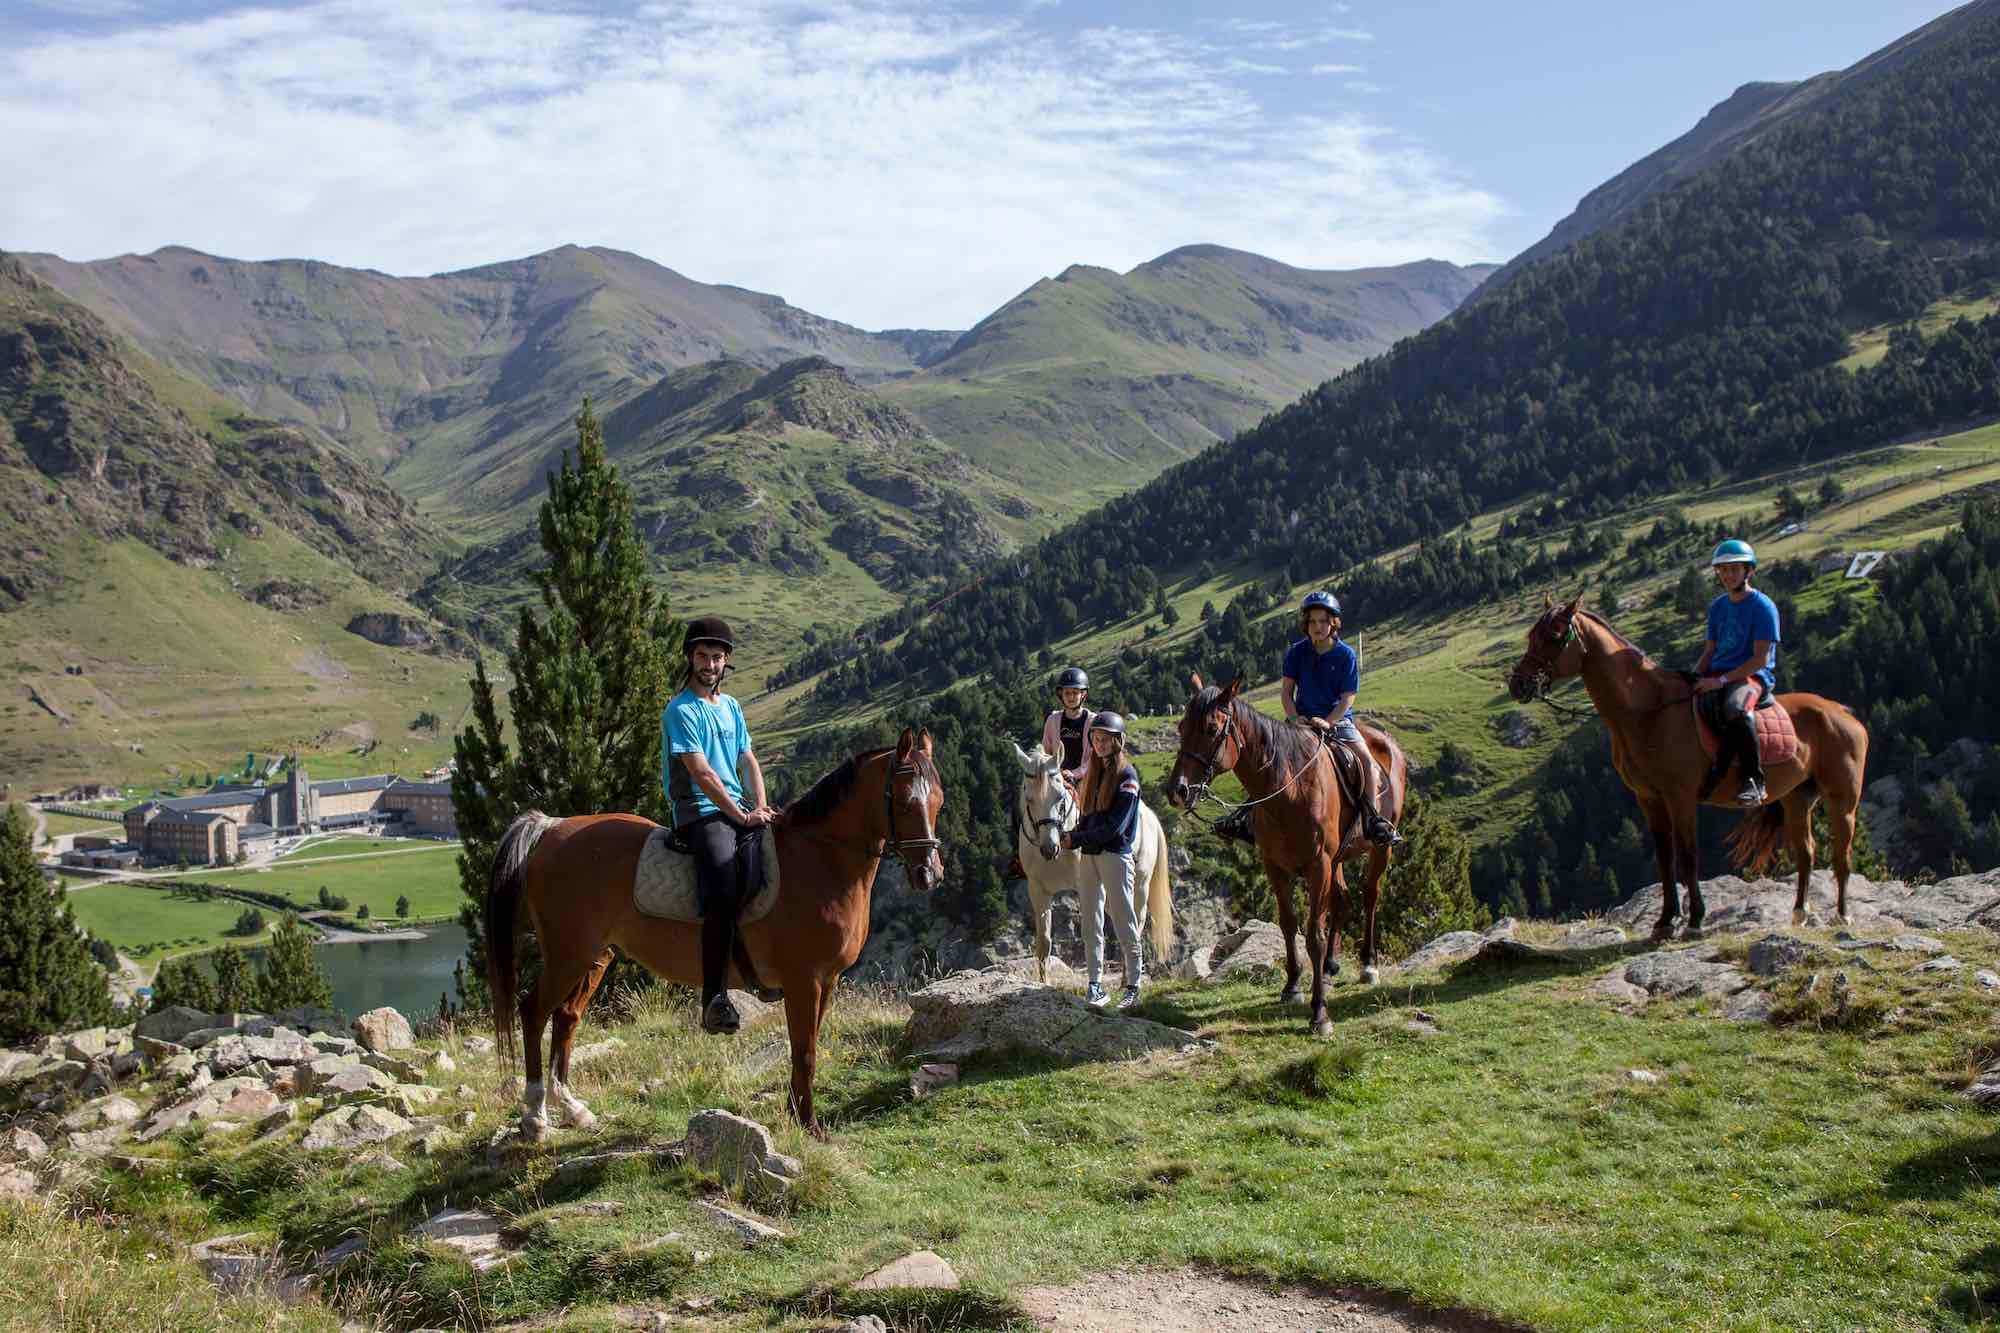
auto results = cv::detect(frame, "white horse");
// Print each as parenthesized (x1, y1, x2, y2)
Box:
(1013, 743, 1173, 984)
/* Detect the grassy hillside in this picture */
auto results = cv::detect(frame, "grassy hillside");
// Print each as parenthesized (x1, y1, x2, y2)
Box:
(30, 928, 1999, 1332)
(883, 250, 1497, 503)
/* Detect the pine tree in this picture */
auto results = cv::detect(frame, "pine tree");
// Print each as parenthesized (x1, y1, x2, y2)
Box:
(210, 945, 258, 1012)
(451, 399, 681, 1007)
(396, 894, 411, 919)
(1342, 791, 1489, 959)
(256, 915, 333, 1011)
(0, 804, 114, 1042)
(150, 956, 218, 1013)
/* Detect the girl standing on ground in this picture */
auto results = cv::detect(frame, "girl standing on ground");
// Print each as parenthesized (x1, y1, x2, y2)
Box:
(1061, 711, 1147, 1010)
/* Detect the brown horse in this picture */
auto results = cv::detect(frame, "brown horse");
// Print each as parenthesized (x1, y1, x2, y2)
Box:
(1166, 674, 1409, 1035)
(1506, 596, 1869, 936)
(485, 729, 944, 1139)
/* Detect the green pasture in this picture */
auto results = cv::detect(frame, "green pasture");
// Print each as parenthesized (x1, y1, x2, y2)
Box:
(207, 845, 464, 921)
(1838, 284, 2000, 371)
(280, 835, 435, 862)
(70, 925, 2000, 1332)
(61, 881, 273, 961)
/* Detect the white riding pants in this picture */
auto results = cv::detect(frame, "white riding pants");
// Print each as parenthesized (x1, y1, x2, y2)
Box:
(1080, 850, 1144, 985)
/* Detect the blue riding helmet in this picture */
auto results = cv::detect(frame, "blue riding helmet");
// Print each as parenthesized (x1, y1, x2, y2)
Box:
(1710, 539, 1757, 568)
(1087, 711, 1125, 738)
(1301, 590, 1341, 616)
(1056, 666, 1089, 691)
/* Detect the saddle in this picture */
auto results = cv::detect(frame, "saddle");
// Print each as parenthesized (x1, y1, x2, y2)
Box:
(1692, 682, 1798, 767)
(634, 824, 782, 924)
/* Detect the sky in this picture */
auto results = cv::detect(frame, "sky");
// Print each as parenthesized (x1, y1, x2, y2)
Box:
(0, 0, 1962, 329)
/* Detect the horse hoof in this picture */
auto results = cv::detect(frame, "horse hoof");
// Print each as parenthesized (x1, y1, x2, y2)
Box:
(1326, 959, 1342, 977)
(1790, 909, 1806, 928)
(1651, 923, 1677, 943)
(1835, 912, 1852, 928)
(1361, 966, 1380, 986)
(1311, 1017, 1334, 1037)
(562, 1105, 597, 1131)
(520, 1115, 549, 1143)
(1682, 923, 1706, 941)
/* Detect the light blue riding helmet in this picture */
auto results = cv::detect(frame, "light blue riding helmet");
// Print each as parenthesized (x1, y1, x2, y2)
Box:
(1710, 539, 1757, 568)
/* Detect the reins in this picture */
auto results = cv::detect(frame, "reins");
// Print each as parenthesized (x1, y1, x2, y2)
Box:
(1173, 699, 1327, 823)
(1516, 612, 1694, 723)
(778, 753, 941, 875)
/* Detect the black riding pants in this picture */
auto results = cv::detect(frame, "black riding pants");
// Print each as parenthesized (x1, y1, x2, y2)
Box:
(685, 813, 744, 1005)
(1698, 682, 1765, 782)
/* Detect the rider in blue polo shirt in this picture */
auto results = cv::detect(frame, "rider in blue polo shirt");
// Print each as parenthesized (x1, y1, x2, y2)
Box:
(1695, 540, 1781, 806)
(1216, 590, 1398, 848)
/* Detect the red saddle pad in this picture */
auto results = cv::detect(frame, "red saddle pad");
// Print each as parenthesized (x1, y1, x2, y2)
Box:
(1694, 683, 1799, 766)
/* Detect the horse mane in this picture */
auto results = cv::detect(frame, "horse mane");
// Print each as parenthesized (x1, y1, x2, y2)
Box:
(786, 747, 895, 826)
(1191, 686, 1322, 779)
(1575, 609, 1655, 663)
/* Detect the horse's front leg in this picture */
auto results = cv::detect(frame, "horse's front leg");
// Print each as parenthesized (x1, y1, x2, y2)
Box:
(1642, 800, 1679, 941)
(783, 976, 828, 1139)
(1033, 891, 1054, 986)
(1326, 862, 1346, 979)
(1266, 859, 1302, 1004)
(1674, 797, 1705, 937)
(1783, 792, 1816, 928)
(1304, 857, 1335, 1037)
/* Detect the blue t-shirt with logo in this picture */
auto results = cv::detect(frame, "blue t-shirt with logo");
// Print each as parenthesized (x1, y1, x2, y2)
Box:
(1283, 636, 1359, 721)
(663, 688, 752, 825)
(1706, 589, 1781, 693)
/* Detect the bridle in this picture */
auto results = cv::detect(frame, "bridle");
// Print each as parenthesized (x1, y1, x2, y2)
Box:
(1021, 768, 1078, 846)
(1512, 614, 1600, 718)
(882, 757, 943, 875)
(1172, 697, 1320, 821)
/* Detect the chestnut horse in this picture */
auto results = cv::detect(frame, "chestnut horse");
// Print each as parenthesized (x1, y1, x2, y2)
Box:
(1166, 674, 1409, 1036)
(486, 729, 944, 1138)
(1506, 596, 1869, 936)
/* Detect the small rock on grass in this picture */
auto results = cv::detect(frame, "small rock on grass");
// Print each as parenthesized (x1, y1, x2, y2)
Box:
(1977, 969, 2000, 990)
(909, 1063, 958, 1098)
(1912, 956, 1961, 974)
(851, 1249, 959, 1290)
(696, 1200, 786, 1245)
(2, 1128, 49, 1161)
(1627, 1069, 1661, 1085)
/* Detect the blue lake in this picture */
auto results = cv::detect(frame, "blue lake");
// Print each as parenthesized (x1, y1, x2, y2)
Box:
(239, 924, 471, 1025)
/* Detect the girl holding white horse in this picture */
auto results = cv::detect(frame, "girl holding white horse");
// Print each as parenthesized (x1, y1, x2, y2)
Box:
(1060, 711, 1154, 1009)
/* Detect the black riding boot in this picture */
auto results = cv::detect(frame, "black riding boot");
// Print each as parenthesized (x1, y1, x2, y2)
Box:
(700, 903, 743, 1034)
(1213, 807, 1256, 845)
(1732, 716, 1767, 806)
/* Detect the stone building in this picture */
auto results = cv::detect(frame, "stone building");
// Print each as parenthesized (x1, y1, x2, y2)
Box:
(125, 757, 458, 864)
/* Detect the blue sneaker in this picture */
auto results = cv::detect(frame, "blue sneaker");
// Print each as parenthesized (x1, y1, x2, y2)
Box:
(1084, 983, 1108, 1007)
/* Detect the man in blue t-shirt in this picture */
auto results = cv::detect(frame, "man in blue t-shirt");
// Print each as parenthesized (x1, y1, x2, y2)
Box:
(663, 616, 777, 1034)
(1695, 540, 1781, 806)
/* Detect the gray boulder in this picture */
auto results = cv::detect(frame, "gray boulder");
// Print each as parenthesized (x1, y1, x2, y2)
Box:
(2, 1128, 49, 1161)
(851, 1249, 960, 1290)
(1747, 933, 1829, 978)
(1205, 921, 1287, 980)
(134, 1006, 213, 1045)
(352, 1007, 414, 1054)
(302, 1104, 414, 1151)
(904, 967, 1207, 1064)
(683, 1109, 802, 1200)
(319, 1064, 399, 1104)
(62, 1027, 111, 1062)
(134, 1078, 281, 1142)
(412, 1207, 514, 1271)
(267, 1006, 347, 1036)
(1619, 949, 1751, 1000)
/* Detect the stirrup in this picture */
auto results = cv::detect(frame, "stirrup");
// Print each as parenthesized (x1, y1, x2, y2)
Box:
(1735, 779, 1768, 807)
(1368, 818, 1403, 849)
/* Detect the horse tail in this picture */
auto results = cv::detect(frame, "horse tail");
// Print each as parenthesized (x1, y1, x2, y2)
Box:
(1146, 811, 1174, 964)
(1726, 803, 1788, 878)
(487, 810, 559, 1075)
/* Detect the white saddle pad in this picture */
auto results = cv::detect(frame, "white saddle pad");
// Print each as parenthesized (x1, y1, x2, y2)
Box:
(634, 825, 781, 924)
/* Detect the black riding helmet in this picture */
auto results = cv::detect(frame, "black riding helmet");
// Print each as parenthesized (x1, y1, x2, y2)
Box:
(1087, 711, 1125, 738)
(684, 616, 734, 652)
(1056, 666, 1089, 691)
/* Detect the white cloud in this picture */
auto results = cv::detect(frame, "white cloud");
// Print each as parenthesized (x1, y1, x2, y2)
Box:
(1347, 80, 1385, 94)
(1311, 62, 1365, 75)
(0, 0, 1504, 328)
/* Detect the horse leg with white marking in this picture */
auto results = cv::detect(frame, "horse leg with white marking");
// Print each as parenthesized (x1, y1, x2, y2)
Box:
(548, 949, 614, 1130)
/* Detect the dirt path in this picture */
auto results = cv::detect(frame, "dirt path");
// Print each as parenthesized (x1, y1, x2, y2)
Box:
(1017, 1268, 1524, 1333)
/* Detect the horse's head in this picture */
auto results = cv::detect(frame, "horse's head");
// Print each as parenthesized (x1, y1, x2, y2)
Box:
(1508, 592, 1585, 704)
(1012, 742, 1076, 861)
(1168, 671, 1244, 809)
(889, 728, 946, 892)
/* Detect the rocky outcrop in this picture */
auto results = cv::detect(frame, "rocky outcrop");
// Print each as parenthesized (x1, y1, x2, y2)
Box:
(1605, 869, 2000, 935)
(344, 612, 438, 651)
(352, 1006, 415, 1053)
(903, 966, 1208, 1064)
(682, 1109, 803, 1202)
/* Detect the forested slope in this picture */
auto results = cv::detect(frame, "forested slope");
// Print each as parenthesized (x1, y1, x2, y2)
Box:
(789, 8, 2000, 705)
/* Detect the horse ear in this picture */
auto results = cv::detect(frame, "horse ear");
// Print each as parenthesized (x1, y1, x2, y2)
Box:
(1564, 593, 1583, 615)
(1011, 741, 1035, 771)
(896, 728, 915, 760)
(919, 728, 933, 754)
(1190, 671, 1204, 691)
(1220, 674, 1244, 702)
(1543, 591, 1553, 611)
